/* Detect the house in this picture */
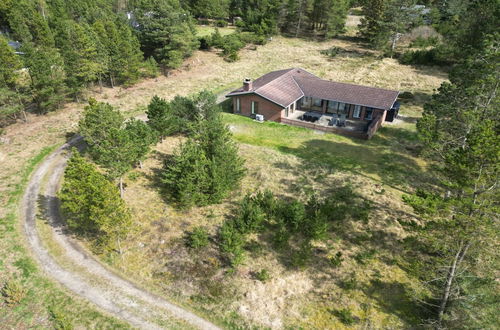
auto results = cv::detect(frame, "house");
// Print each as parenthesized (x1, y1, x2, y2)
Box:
(226, 68, 400, 139)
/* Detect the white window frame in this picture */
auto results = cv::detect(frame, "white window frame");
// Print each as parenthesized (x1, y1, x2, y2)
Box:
(353, 105, 361, 118)
(251, 101, 258, 114)
(236, 97, 241, 113)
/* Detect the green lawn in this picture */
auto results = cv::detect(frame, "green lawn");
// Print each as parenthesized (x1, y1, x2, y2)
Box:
(222, 113, 427, 193)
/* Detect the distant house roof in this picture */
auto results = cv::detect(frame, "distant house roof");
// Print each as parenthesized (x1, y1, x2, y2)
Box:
(226, 68, 399, 110)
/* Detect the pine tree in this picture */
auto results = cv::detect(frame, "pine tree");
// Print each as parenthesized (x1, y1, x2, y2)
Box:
(59, 150, 133, 253)
(124, 118, 158, 168)
(78, 98, 124, 152)
(197, 116, 246, 203)
(146, 95, 170, 138)
(408, 36, 499, 328)
(0, 36, 22, 88)
(0, 35, 26, 124)
(23, 44, 67, 113)
(57, 21, 106, 100)
(358, 0, 386, 47)
(133, 0, 199, 69)
(163, 139, 211, 208)
(161, 97, 245, 208)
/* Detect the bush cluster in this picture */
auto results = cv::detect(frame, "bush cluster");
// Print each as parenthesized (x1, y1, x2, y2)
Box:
(218, 187, 371, 267)
(399, 47, 451, 66)
(199, 29, 267, 61)
(410, 36, 440, 48)
(186, 226, 210, 249)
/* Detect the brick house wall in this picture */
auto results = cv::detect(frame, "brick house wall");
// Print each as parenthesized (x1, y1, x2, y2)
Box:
(232, 94, 284, 122)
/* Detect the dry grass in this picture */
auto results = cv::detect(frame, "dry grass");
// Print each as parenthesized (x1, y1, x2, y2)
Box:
(0, 33, 447, 328)
(108, 134, 427, 328)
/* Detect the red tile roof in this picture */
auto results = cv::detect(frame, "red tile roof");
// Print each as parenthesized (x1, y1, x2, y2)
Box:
(227, 68, 399, 110)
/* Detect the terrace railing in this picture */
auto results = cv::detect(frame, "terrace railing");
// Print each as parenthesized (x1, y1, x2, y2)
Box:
(366, 114, 383, 139)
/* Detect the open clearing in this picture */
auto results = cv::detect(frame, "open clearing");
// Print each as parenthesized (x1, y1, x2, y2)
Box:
(1, 32, 447, 328)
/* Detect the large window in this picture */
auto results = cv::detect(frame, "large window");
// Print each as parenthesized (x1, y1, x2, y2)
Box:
(365, 107, 373, 120)
(338, 102, 348, 115)
(251, 101, 259, 114)
(327, 101, 338, 114)
(353, 105, 361, 118)
(235, 98, 241, 113)
(327, 101, 348, 115)
(313, 98, 322, 107)
(301, 97, 312, 108)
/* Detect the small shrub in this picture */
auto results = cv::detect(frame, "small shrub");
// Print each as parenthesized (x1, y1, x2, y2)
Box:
(2, 280, 27, 306)
(255, 268, 270, 282)
(49, 306, 74, 330)
(186, 226, 210, 249)
(333, 308, 359, 325)
(219, 222, 245, 266)
(399, 47, 450, 66)
(278, 200, 306, 233)
(214, 20, 228, 27)
(354, 249, 377, 265)
(272, 224, 290, 249)
(341, 276, 358, 290)
(234, 20, 245, 28)
(410, 36, 440, 48)
(320, 47, 340, 58)
(127, 171, 140, 181)
(328, 251, 344, 268)
(290, 241, 312, 268)
(254, 189, 276, 216)
(224, 51, 239, 62)
(142, 57, 159, 78)
(233, 194, 266, 234)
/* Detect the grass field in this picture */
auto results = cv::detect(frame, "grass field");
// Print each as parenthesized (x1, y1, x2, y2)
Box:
(109, 110, 432, 328)
(0, 22, 447, 328)
(0, 146, 129, 328)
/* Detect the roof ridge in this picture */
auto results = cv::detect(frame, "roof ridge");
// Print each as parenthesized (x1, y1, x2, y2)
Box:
(295, 75, 399, 93)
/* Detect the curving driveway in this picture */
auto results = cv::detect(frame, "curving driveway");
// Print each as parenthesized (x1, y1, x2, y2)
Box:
(22, 136, 220, 329)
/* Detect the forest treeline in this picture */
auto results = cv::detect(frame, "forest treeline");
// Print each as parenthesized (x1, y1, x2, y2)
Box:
(0, 0, 498, 127)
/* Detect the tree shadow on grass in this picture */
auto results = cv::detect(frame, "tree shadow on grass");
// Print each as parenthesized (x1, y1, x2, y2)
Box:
(362, 279, 428, 325)
(276, 138, 425, 193)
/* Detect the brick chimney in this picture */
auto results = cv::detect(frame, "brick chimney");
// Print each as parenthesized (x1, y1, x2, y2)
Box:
(243, 78, 252, 91)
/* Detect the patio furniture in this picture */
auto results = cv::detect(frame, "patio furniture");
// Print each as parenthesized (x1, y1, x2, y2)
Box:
(337, 114, 347, 127)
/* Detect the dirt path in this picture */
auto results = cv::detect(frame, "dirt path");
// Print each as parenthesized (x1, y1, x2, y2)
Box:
(21, 136, 220, 330)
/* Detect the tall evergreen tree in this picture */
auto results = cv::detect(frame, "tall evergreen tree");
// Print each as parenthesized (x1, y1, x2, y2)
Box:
(162, 117, 245, 207)
(59, 150, 133, 253)
(79, 99, 156, 196)
(0, 36, 22, 88)
(358, 0, 386, 47)
(23, 44, 67, 113)
(124, 118, 158, 168)
(93, 19, 143, 87)
(146, 95, 171, 138)
(133, 0, 199, 69)
(407, 35, 499, 328)
(56, 21, 106, 100)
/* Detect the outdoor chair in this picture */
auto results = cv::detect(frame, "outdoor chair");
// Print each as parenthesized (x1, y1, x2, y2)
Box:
(337, 114, 347, 127)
